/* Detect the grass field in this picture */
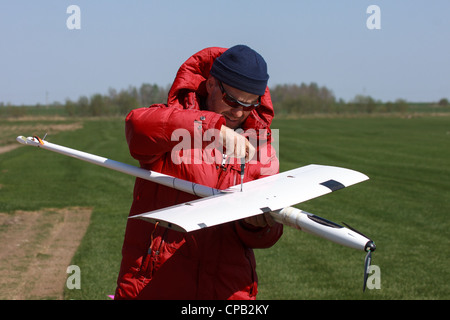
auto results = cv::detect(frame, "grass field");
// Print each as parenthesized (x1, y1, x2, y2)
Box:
(0, 114, 449, 299)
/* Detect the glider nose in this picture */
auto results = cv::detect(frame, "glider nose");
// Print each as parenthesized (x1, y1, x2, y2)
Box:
(16, 136, 28, 145)
(364, 240, 376, 252)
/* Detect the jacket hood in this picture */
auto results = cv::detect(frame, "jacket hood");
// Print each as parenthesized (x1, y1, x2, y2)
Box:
(167, 47, 275, 131)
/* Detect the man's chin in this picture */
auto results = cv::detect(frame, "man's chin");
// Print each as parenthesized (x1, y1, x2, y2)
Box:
(224, 116, 241, 129)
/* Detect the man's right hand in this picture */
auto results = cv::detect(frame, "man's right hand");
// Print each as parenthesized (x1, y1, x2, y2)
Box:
(219, 125, 256, 162)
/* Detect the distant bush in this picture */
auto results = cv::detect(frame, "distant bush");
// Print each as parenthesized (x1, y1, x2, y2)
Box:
(438, 98, 449, 106)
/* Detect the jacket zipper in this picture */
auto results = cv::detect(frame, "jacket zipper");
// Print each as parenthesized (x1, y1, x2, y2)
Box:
(215, 154, 228, 188)
(140, 225, 168, 279)
(151, 228, 167, 265)
(216, 154, 242, 189)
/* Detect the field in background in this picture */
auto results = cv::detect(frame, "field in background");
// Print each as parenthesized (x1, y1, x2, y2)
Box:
(257, 116, 449, 299)
(0, 114, 449, 299)
(0, 117, 133, 299)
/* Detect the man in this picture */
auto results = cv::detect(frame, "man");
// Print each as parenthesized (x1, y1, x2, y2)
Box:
(115, 45, 283, 300)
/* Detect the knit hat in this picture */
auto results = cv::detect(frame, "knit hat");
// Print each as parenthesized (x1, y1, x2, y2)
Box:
(210, 45, 269, 96)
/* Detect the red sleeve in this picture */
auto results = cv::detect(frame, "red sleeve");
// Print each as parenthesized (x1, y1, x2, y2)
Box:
(125, 105, 226, 164)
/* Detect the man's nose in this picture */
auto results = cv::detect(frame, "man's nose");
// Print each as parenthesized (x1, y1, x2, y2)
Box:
(229, 106, 244, 117)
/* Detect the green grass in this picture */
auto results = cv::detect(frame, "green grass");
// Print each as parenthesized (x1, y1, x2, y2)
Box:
(1, 115, 449, 299)
(0, 118, 134, 299)
(255, 116, 450, 299)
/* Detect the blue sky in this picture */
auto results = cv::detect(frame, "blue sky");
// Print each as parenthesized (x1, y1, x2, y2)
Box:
(1, 0, 449, 105)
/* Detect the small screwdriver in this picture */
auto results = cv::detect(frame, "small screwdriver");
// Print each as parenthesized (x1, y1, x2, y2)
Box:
(240, 159, 245, 192)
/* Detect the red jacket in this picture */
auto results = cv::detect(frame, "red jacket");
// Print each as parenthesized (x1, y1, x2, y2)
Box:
(114, 47, 283, 300)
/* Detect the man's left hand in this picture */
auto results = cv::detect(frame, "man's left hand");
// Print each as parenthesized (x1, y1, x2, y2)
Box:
(243, 212, 276, 228)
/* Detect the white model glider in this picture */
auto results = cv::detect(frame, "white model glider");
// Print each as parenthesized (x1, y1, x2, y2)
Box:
(16, 135, 376, 291)
(132, 164, 365, 234)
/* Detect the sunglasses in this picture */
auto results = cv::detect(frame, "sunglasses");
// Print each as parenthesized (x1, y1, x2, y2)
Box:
(218, 81, 261, 111)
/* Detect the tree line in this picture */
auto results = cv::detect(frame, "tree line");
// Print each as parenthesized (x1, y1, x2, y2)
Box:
(270, 83, 414, 115)
(64, 83, 170, 117)
(62, 82, 448, 117)
(1, 82, 449, 118)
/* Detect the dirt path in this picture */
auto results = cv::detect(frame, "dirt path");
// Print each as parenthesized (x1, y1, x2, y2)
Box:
(0, 207, 92, 300)
(0, 119, 92, 299)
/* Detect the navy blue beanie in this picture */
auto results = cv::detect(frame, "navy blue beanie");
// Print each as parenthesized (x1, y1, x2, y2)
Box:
(210, 45, 269, 96)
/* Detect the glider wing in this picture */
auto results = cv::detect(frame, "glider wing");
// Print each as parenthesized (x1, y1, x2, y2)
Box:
(131, 164, 369, 232)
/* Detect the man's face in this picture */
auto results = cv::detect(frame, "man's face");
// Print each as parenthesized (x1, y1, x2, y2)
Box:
(206, 77, 260, 129)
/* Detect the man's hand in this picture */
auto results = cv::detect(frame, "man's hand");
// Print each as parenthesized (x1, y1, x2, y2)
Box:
(243, 212, 277, 228)
(219, 125, 256, 162)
